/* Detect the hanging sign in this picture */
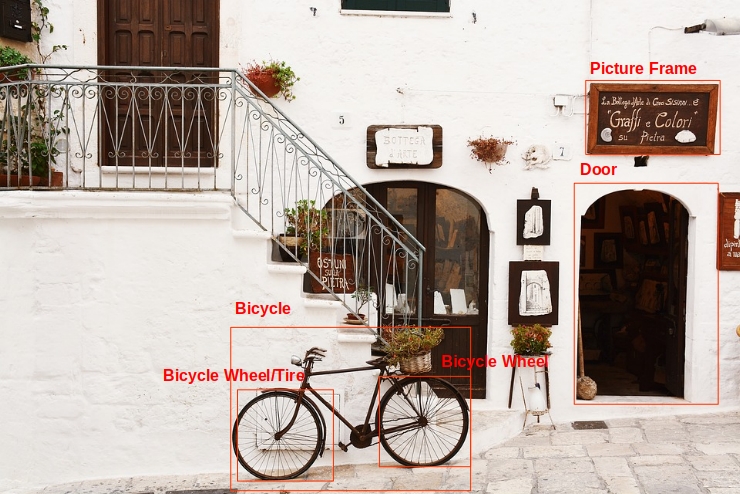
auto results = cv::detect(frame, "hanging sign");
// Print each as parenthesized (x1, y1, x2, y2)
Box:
(367, 124, 442, 169)
(587, 83, 718, 155)
(718, 193, 740, 270)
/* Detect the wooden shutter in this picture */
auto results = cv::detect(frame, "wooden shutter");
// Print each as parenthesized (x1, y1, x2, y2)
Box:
(342, 0, 449, 12)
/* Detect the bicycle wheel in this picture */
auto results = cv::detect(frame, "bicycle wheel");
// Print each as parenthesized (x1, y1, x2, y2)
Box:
(232, 391, 322, 480)
(378, 377, 469, 466)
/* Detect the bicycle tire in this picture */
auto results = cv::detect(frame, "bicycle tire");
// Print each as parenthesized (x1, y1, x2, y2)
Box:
(378, 377, 469, 466)
(232, 390, 322, 480)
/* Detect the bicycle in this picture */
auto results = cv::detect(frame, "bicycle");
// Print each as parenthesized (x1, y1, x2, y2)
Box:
(231, 346, 470, 480)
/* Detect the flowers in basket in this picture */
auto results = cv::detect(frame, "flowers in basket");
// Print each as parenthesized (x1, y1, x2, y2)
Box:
(382, 326, 444, 372)
(510, 324, 552, 356)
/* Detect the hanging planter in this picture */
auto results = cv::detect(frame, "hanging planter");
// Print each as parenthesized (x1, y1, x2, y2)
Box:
(241, 60, 300, 101)
(246, 67, 281, 98)
(467, 136, 515, 172)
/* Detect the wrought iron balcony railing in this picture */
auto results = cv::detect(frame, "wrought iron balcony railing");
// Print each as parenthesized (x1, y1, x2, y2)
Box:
(0, 64, 423, 329)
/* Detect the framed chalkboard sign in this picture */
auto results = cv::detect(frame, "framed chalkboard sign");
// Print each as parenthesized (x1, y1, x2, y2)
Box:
(587, 83, 719, 155)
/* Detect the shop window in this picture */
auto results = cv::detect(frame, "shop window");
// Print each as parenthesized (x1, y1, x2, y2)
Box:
(341, 0, 450, 13)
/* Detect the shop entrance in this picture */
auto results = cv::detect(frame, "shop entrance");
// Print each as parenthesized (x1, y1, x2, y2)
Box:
(365, 182, 489, 398)
(578, 190, 688, 397)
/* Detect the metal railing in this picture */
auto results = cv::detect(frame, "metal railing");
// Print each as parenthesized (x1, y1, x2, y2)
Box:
(0, 64, 423, 328)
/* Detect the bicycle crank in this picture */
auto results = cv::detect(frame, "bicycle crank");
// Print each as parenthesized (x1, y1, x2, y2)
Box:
(339, 425, 376, 450)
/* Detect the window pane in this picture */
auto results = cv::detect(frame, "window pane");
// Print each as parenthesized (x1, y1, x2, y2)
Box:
(434, 189, 480, 315)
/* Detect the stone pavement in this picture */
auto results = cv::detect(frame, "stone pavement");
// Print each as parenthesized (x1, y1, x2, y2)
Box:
(13, 411, 740, 494)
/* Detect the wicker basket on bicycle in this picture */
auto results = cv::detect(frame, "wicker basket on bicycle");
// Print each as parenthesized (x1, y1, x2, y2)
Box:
(383, 326, 443, 374)
(400, 351, 432, 374)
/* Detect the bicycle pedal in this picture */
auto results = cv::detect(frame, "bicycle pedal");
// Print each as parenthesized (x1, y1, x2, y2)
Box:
(337, 441, 349, 452)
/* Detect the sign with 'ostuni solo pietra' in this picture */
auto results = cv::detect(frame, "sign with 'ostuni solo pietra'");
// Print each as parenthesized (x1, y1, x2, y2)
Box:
(587, 83, 719, 155)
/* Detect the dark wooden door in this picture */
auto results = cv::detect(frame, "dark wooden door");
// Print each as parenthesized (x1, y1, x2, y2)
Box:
(99, 0, 219, 167)
(367, 182, 489, 398)
(665, 200, 689, 397)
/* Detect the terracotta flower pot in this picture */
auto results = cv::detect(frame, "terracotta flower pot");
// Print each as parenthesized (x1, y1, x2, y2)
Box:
(0, 174, 42, 187)
(247, 69, 281, 98)
(39, 171, 64, 187)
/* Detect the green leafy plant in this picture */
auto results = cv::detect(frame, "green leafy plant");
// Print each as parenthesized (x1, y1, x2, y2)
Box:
(383, 326, 444, 367)
(244, 60, 300, 101)
(351, 285, 375, 312)
(510, 324, 552, 355)
(283, 199, 329, 257)
(467, 137, 515, 172)
(31, 0, 68, 63)
(0, 46, 33, 80)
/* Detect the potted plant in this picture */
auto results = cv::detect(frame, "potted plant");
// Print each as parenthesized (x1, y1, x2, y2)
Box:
(347, 285, 374, 323)
(278, 199, 329, 261)
(242, 60, 299, 101)
(383, 326, 445, 374)
(0, 87, 66, 187)
(510, 324, 552, 356)
(467, 136, 515, 172)
(0, 45, 33, 81)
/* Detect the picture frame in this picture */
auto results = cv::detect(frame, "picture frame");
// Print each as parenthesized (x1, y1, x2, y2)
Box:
(636, 208, 649, 246)
(717, 192, 740, 270)
(619, 205, 637, 243)
(581, 197, 605, 229)
(645, 202, 668, 245)
(578, 269, 616, 297)
(593, 232, 623, 269)
(587, 82, 719, 155)
(508, 261, 559, 326)
(516, 199, 551, 245)
(580, 235, 586, 268)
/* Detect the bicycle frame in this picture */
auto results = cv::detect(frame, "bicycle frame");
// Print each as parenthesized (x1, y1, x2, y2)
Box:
(275, 359, 419, 447)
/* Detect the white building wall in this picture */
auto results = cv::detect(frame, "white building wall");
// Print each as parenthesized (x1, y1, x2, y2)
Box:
(3, 0, 740, 489)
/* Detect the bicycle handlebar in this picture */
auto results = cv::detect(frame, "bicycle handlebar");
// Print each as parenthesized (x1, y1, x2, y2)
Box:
(306, 347, 327, 357)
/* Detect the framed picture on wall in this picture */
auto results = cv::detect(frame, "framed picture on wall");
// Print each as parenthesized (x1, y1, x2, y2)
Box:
(582, 197, 605, 229)
(508, 261, 559, 325)
(516, 199, 551, 245)
(593, 233, 623, 269)
(718, 192, 740, 270)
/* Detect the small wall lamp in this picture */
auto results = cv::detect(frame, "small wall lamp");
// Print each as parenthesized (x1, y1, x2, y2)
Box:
(685, 18, 740, 35)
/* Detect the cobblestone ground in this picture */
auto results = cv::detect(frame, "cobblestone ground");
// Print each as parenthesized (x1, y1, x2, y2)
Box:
(16, 412, 740, 494)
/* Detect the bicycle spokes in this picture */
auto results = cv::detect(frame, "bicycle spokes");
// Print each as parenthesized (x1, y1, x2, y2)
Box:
(233, 391, 322, 480)
(379, 378, 468, 466)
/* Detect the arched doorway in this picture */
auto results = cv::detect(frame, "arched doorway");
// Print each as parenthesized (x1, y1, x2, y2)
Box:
(365, 182, 490, 398)
(578, 190, 688, 397)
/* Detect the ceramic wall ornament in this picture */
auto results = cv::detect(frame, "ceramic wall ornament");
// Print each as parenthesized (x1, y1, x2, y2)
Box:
(522, 145, 552, 170)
